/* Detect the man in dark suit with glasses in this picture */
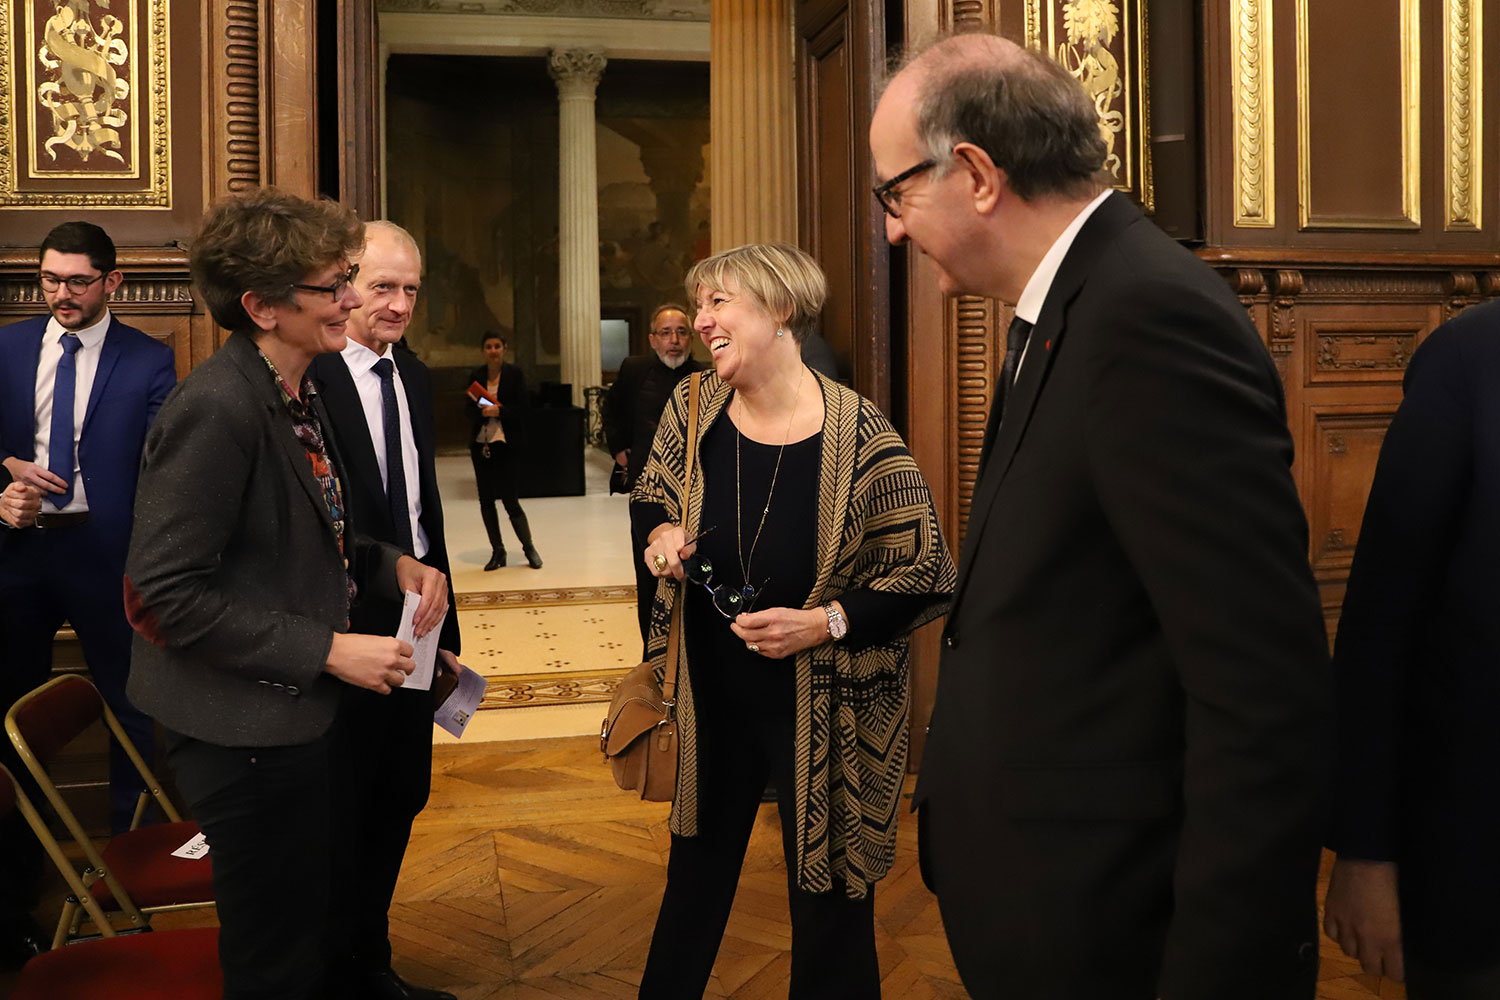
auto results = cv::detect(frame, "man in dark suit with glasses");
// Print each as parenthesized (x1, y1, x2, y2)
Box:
(0, 221, 176, 966)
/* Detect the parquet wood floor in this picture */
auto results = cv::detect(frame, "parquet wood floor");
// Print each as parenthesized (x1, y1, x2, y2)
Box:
(1, 735, 1409, 998)
(383, 737, 1402, 999)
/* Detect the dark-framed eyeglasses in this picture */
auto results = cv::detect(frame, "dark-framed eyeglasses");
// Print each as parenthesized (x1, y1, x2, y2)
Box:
(290, 263, 359, 301)
(38, 272, 105, 294)
(684, 553, 767, 620)
(872, 158, 939, 218)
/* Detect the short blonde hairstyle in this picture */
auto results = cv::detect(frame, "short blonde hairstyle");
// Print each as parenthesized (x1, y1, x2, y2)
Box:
(684, 243, 827, 343)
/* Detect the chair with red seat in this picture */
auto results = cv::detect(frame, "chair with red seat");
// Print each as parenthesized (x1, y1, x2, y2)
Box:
(0, 761, 222, 999)
(5, 674, 215, 946)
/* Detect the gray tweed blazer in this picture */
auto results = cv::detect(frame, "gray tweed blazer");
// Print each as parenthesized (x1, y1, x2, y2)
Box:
(125, 331, 402, 747)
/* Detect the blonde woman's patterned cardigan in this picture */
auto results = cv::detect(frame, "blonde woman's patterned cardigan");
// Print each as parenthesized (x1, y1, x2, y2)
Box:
(632, 370, 957, 899)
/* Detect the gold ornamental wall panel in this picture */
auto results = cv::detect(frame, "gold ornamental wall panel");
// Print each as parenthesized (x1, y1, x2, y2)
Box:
(1443, 0, 1482, 231)
(0, 0, 171, 208)
(1230, 0, 1274, 228)
(1025, 0, 1153, 212)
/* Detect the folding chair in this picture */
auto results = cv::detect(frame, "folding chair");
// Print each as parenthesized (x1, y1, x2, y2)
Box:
(5, 674, 215, 946)
(1, 762, 222, 1000)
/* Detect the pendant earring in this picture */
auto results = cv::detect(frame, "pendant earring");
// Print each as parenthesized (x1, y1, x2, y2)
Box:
(776, 328, 784, 338)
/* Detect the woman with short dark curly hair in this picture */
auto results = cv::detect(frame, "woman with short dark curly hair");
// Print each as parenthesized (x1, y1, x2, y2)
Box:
(125, 187, 450, 1000)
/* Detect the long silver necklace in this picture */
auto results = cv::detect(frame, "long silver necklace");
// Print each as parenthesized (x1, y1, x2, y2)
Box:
(735, 367, 805, 588)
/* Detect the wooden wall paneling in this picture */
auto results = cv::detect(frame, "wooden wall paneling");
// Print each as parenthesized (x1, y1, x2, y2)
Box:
(337, 1, 381, 219)
(1207, 0, 1500, 254)
(797, 0, 891, 406)
(265, 0, 318, 195)
(891, 0, 1010, 770)
(207, 1, 266, 203)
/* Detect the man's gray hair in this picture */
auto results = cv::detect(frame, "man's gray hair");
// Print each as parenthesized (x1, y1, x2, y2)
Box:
(898, 35, 1108, 202)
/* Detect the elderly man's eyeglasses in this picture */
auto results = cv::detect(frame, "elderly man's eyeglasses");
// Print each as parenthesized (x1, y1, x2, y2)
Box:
(872, 158, 938, 218)
(290, 264, 359, 301)
(38, 272, 105, 294)
(684, 553, 767, 620)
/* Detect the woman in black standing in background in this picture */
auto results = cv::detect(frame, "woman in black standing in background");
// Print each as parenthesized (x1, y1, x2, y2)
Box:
(467, 331, 542, 569)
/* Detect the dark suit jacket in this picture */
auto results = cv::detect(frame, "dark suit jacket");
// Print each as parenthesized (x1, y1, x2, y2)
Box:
(0, 313, 175, 563)
(125, 332, 403, 748)
(917, 193, 1333, 998)
(309, 344, 459, 654)
(1328, 300, 1500, 971)
(602, 353, 705, 490)
(465, 362, 527, 447)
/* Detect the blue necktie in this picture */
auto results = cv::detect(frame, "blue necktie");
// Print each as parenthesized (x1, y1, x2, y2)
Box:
(372, 357, 415, 553)
(47, 333, 83, 509)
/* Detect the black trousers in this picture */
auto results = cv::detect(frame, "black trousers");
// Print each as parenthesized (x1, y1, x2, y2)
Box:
(1406, 955, 1500, 1000)
(0, 524, 154, 926)
(639, 654, 880, 999)
(325, 684, 434, 988)
(166, 730, 333, 1000)
(630, 519, 656, 654)
(0, 524, 154, 822)
(469, 441, 525, 523)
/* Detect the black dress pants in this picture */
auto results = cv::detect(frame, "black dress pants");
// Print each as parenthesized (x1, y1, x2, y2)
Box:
(0, 524, 154, 929)
(325, 684, 434, 990)
(166, 729, 333, 1000)
(0, 524, 154, 826)
(638, 654, 880, 999)
(1406, 955, 1500, 1000)
(469, 442, 524, 521)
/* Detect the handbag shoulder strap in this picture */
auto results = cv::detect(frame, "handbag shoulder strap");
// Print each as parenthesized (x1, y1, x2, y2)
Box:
(662, 372, 702, 705)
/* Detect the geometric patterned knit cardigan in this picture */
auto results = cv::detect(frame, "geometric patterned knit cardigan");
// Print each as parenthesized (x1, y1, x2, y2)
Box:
(632, 369, 957, 899)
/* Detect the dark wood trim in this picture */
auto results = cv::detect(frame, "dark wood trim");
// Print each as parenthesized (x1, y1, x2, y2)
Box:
(336, 0, 381, 217)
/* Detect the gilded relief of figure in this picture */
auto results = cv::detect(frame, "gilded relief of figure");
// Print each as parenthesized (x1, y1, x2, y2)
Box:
(1058, 0, 1124, 177)
(36, 0, 131, 166)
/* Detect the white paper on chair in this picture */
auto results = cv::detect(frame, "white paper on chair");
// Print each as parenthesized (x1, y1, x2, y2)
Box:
(395, 589, 440, 692)
(433, 665, 487, 739)
(172, 831, 210, 860)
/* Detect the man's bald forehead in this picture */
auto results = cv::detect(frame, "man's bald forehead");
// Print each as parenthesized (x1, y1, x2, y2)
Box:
(896, 32, 1025, 92)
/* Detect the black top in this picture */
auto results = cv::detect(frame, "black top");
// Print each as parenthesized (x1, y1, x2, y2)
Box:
(633, 408, 929, 661)
(603, 353, 707, 490)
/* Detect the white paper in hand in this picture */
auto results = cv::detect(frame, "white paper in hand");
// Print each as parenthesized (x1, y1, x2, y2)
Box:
(395, 590, 439, 692)
(434, 664, 487, 738)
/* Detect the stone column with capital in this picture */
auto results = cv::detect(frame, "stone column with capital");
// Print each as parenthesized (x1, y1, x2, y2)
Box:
(549, 48, 607, 407)
(709, 0, 797, 250)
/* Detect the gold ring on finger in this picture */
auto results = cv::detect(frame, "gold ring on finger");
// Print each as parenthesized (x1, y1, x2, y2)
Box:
(748, 643, 760, 654)
(653, 553, 668, 572)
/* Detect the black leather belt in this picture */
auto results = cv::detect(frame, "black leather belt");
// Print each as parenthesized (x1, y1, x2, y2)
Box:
(34, 510, 90, 529)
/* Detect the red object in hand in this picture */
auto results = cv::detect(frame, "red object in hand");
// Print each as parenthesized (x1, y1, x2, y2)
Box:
(466, 381, 496, 407)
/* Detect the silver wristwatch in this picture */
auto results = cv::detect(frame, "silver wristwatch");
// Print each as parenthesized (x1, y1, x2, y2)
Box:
(824, 603, 848, 641)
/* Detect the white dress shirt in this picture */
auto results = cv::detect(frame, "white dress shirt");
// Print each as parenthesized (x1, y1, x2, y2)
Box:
(1010, 188, 1113, 382)
(338, 339, 429, 559)
(31, 309, 113, 513)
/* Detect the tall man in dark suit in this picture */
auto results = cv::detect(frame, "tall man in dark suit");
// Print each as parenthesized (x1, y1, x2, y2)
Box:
(308, 221, 460, 1000)
(603, 303, 704, 643)
(871, 35, 1333, 998)
(0, 222, 175, 964)
(1322, 299, 1500, 999)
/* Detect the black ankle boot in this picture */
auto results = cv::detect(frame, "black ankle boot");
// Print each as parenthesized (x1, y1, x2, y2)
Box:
(510, 513, 543, 569)
(480, 504, 505, 571)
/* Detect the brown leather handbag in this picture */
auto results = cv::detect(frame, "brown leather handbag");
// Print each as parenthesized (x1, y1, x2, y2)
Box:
(600, 373, 701, 802)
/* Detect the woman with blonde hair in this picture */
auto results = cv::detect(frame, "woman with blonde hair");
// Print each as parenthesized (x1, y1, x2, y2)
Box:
(633, 243, 955, 997)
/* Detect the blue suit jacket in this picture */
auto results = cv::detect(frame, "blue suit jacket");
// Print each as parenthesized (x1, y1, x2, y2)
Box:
(0, 313, 176, 564)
